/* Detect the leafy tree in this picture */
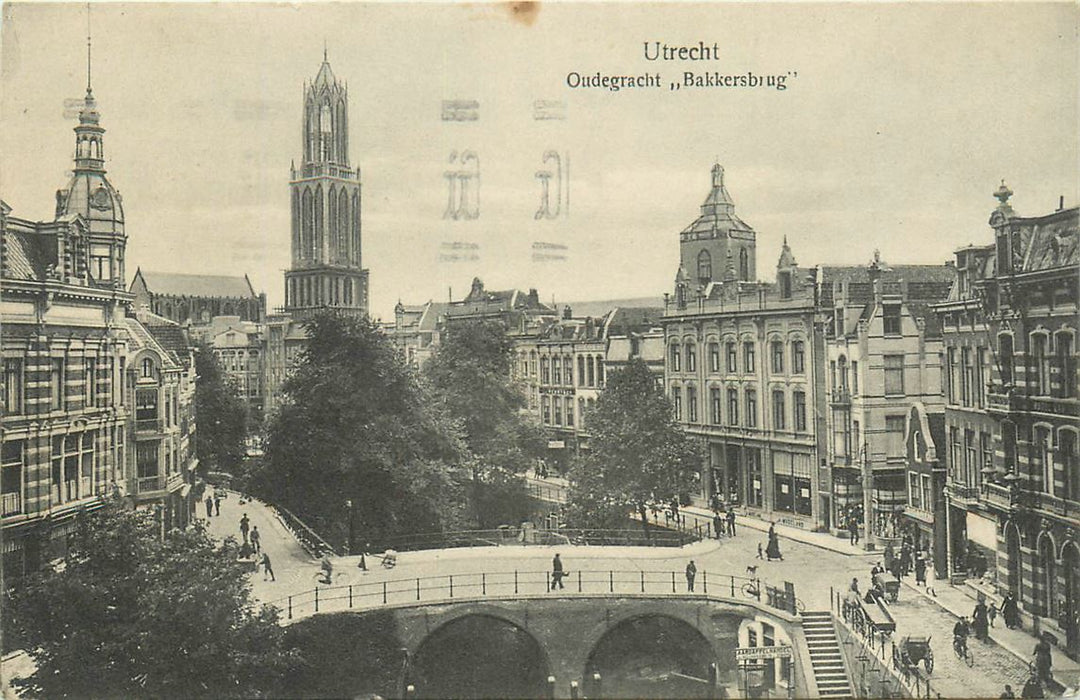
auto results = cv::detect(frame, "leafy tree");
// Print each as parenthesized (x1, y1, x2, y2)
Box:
(252, 312, 469, 549)
(194, 342, 248, 476)
(7, 501, 299, 699)
(423, 320, 546, 527)
(565, 358, 702, 533)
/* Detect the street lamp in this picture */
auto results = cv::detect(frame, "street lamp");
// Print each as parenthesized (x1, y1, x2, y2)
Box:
(345, 499, 355, 556)
(861, 441, 875, 552)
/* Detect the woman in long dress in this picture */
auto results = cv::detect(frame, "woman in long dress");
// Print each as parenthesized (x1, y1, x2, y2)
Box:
(766, 527, 783, 561)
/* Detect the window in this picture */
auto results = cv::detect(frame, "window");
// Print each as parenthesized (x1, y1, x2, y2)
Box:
(90, 243, 112, 281)
(1032, 334, 1050, 395)
(726, 342, 737, 373)
(578, 356, 586, 386)
(709, 343, 720, 373)
(697, 249, 712, 282)
(578, 397, 586, 429)
(587, 356, 595, 386)
(50, 358, 65, 411)
(727, 388, 739, 426)
(2, 440, 24, 516)
(883, 304, 902, 335)
(541, 396, 551, 424)
(565, 356, 574, 385)
(946, 347, 957, 404)
(687, 386, 698, 423)
(980, 431, 993, 485)
(779, 271, 792, 299)
(909, 472, 921, 509)
(686, 344, 697, 373)
(834, 409, 851, 458)
(552, 357, 561, 385)
(710, 388, 722, 424)
(794, 391, 807, 432)
(553, 397, 562, 425)
(597, 359, 604, 387)
(961, 348, 972, 406)
(772, 390, 786, 430)
(950, 427, 962, 483)
(1061, 431, 1078, 501)
(1058, 334, 1077, 398)
(1034, 426, 1051, 493)
(977, 348, 988, 407)
(921, 474, 932, 512)
(851, 361, 858, 395)
(885, 415, 906, 458)
(565, 397, 574, 427)
(745, 389, 757, 428)
(541, 358, 550, 384)
(141, 358, 154, 379)
(771, 341, 784, 374)
(884, 355, 904, 395)
(999, 334, 1014, 386)
(4, 359, 23, 415)
(965, 430, 977, 486)
(136, 442, 159, 480)
(743, 342, 755, 374)
(669, 344, 681, 372)
(135, 389, 158, 422)
(792, 341, 805, 374)
(673, 389, 683, 421)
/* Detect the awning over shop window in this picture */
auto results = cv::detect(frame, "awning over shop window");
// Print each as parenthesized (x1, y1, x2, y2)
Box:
(547, 440, 565, 449)
(966, 511, 998, 549)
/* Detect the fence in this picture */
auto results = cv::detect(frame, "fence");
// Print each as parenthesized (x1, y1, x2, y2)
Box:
(262, 499, 340, 558)
(369, 527, 697, 553)
(271, 568, 797, 622)
(830, 587, 939, 699)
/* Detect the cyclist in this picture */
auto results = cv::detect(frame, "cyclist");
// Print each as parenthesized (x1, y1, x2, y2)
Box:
(954, 616, 972, 659)
(319, 556, 334, 585)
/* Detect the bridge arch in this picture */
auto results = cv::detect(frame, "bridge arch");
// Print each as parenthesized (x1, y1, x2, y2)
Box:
(411, 610, 551, 699)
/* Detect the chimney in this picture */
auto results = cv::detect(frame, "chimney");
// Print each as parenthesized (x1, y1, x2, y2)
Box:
(563, 305, 572, 320)
(868, 249, 884, 305)
(1059, 195, 1065, 212)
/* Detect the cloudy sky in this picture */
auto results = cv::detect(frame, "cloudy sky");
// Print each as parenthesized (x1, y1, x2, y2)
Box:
(2, 2, 1076, 319)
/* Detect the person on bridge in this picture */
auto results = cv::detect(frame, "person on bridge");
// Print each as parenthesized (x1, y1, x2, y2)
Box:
(262, 552, 275, 581)
(239, 513, 250, 544)
(726, 509, 736, 536)
(249, 526, 261, 554)
(550, 553, 566, 590)
(214, 494, 221, 516)
(686, 560, 697, 592)
(205, 494, 213, 518)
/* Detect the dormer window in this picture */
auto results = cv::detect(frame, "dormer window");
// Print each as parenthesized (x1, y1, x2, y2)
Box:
(779, 271, 792, 299)
(697, 250, 712, 283)
(141, 358, 154, 379)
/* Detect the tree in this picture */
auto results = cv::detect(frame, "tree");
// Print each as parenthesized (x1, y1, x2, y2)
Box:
(7, 501, 299, 699)
(194, 342, 248, 476)
(423, 320, 546, 527)
(565, 358, 702, 533)
(251, 312, 469, 549)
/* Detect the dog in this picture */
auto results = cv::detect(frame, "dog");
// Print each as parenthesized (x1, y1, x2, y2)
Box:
(746, 565, 758, 579)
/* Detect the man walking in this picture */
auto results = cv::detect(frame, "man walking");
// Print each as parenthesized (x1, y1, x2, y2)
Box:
(205, 494, 213, 518)
(249, 525, 261, 553)
(713, 514, 723, 540)
(550, 553, 566, 591)
(686, 560, 697, 592)
(214, 494, 221, 516)
(726, 509, 736, 537)
(262, 552, 275, 582)
(848, 517, 860, 545)
(239, 513, 250, 544)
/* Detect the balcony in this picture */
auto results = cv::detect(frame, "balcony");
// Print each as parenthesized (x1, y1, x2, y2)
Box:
(948, 482, 981, 506)
(983, 482, 1016, 511)
(1, 491, 22, 516)
(136, 476, 163, 494)
(986, 390, 1015, 416)
(829, 388, 852, 406)
(135, 416, 164, 436)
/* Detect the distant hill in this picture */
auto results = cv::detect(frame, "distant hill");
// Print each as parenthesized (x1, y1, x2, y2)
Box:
(560, 297, 666, 319)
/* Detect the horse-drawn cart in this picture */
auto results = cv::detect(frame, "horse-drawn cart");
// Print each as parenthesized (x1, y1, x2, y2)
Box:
(893, 635, 934, 675)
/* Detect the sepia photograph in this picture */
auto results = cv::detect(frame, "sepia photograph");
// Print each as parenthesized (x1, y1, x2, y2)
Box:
(1, 2, 1078, 698)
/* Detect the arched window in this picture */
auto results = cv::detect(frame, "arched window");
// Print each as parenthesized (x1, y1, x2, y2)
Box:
(739, 248, 750, 281)
(1039, 535, 1057, 618)
(314, 185, 324, 262)
(301, 189, 314, 260)
(697, 250, 712, 282)
(352, 192, 361, 265)
(328, 185, 338, 263)
(338, 189, 350, 264)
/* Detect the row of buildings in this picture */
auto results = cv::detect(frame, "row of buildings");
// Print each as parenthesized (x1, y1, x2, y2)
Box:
(2, 81, 199, 583)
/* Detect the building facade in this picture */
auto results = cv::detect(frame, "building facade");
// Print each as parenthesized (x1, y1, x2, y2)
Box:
(284, 54, 369, 319)
(939, 185, 1079, 658)
(130, 269, 265, 326)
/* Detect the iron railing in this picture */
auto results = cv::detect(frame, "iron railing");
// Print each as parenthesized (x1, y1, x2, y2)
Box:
(369, 527, 697, 553)
(270, 568, 792, 622)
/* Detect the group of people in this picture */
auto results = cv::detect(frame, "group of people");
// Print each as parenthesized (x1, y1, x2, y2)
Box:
(711, 508, 737, 539)
(204, 493, 222, 518)
(237, 511, 274, 582)
(755, 522, 783, 561)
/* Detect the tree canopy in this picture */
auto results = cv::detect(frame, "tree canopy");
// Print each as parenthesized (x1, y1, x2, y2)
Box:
(251, 313, 469, 549)
(423, 320, 546, 527)
(7, 501, 298, 699)
(565, 358, 702, 530)
(194, 342, 248, 476)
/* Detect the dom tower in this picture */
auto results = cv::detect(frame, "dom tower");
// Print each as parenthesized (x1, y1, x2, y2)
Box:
(284, 53, 369, 318)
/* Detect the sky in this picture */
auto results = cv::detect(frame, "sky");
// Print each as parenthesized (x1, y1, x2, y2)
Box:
(2, 2, 1077, 320)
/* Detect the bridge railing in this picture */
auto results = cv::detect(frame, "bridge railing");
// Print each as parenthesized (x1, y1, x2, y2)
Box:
(369, 527, 696, 552)
(270, 569, 795, 622)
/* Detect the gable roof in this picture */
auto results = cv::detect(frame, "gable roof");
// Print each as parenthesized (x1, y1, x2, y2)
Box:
(134, 270, 257, 299)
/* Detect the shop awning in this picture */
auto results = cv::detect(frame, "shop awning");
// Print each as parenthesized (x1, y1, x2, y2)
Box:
(966, 512, 998, 550)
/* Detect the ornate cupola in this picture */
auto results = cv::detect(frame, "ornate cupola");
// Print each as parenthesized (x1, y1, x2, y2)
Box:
(676, 162, 758, 293)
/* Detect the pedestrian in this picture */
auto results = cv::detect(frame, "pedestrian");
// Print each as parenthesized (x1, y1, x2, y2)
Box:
(1034, 636, 1053, 685)
(900, 544, 913, 578)
(1000, 684, 1016, 699)
(1002, 592, 1021, 629)
(757, 542, 764, 560)
(249, 525, 261, 553)
(766, 524, 783, 561)
(989, 602, 998, 628)
(239, 513, 250, 544)
(713, 514, 723, 540)
(214, 494, 221, 516)
(848, 517, 860, 546)
(685, 560, 697, 592)
(550, 553, 566, 590)
(871, 561, 885, 577)
(973, 599, 990, 641)
(915, 552, 927, 586)
(262, 552, 275, 581)
(727, 509, 736, 536)
(205, 494, 213, 518)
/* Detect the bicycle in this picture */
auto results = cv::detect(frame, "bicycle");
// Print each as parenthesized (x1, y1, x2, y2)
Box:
(742, 578, 762, 600)
(953, 635, 974, 667)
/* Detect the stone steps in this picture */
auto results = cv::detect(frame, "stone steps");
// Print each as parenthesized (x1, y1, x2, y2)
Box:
(801, 611, 853, 698)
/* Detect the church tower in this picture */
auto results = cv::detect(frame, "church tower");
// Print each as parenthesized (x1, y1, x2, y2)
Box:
(284, 51, 369, 318)
(676, 163, 757, 292)
(54, 43, 126, 289)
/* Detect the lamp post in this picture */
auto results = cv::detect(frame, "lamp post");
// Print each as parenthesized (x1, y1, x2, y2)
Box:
(345, 499, 355, 556)
(861, 441, 875, 552)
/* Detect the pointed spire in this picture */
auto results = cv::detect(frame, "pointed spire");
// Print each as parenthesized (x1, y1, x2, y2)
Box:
(700, 162, 735, 217)
(323, 39, 328, 63)
(86, 2, 92, 92)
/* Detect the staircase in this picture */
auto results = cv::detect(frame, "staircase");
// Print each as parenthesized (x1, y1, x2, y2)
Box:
(801, 611, 852, 697)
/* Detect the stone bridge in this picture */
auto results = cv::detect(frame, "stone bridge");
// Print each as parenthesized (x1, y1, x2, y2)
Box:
(287, 592, 818, 699)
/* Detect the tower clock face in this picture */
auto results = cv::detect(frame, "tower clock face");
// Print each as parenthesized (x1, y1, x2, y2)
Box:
(91, 186, 111, 211)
